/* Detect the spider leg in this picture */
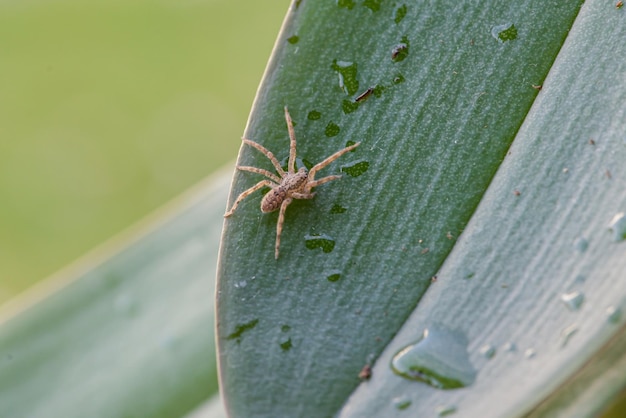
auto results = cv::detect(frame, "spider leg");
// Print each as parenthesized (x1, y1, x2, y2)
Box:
(284, 106, 297, 174)
(304, 175, 342, 194)
(308, 142, 361, 180)
(291, 191, 316, 199)
(275, 196, 294, 259)
(237, 166, 281, 183)
(242, 138, 286, 177)
(224, 179, 276, 217)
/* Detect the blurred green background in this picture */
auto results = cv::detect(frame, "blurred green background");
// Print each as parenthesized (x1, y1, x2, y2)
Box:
(0, 0, 288, 306)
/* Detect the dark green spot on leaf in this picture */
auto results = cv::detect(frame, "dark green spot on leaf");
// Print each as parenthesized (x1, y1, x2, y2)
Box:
(307, 110, 322, 120)
(363, 0, 382, 12)
(394, 5, 407, 24)
(330, 204, 347, 214)
(287, 35, 299, 44)
(393, 74, 406, 84)
(226, 319, 259, 341)
(341, 160, 369, 177)
(325, 121, 341, 137)
(337, 0, 355, 9)
(327, 273, 341, 282)
(342, 99, 360, 114)
(392, 36, 410, 62)
(372, 84, 385, 97)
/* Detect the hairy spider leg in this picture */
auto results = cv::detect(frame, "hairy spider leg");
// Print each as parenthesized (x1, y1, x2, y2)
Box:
(305, 142, 361, 193)
(306, 175, 342, 192)
(275, 197, 293, 259)
(290, 191, 316, 199)
(242, 138, 286, 177)
(236, 165, 281, 183)
(308, 142, 361, 179)
(283, 106, 298, 174)
(224, 179, 277, 217)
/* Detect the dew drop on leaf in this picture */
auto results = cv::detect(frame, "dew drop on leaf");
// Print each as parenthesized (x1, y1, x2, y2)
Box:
(391, 326, 476, 389)
(304, 234, 336, 253)
(341, 160, 369, 177)
(491, 23, 518, 43)
(606, 306, 622, 324)
(561, 291, 584, 311)
(436, 404, 458, 416)
(608, 212, 626, 242)
(479, 344, 496, 359)
(573, 236, 589, 253)
(392, 396, 411, 410)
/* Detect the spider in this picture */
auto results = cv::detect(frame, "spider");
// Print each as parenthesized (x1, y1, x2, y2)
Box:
(224, 106, 361, 259)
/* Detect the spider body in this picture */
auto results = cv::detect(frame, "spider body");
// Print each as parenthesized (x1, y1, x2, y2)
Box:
(261, 167, 308, 213)
(225, 106, 360, 259)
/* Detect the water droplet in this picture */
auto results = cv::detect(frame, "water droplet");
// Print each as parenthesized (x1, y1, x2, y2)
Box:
(337, 0, 355, 10)
(304, 234, 336, 253)
(561, 291, 584, 311)
(479, 344, 496, 359)
(280, 338, 293, 351)
(391, 326, 476, 389)
(524, 348, 536, 359)
(608, 212, 626, 242)
(393, 74, 405, 84)
(325, 121, 341, 137)
(287, 35, 299, 44)
(327, 270, 341, 282)
(392, 36, 410, 62)
(560, 324, 578, 347)
(330, 204, 347, 214)
(491, 23, 518, 43)
(363, 0, 382, 12)
(341, 160, 369, 177)
(342, 99, 360, 114)
(436, 404, 458, 416)
(394, 4, 407, 24)
(332, 60, 359, 95)
(392, 396, 411, 410)
(573, 237, 589, 253)
(307, 110, 321, 120)
(606, 306, 622, 323)
(234, 280, 247, 288)
(114, 293, 139, 317)
(503, 342, 517, 352)
(226, 319, 259, 341)
(281, 324, 291, 332)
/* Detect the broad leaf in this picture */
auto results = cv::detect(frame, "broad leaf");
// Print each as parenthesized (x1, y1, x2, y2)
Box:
(217, 0, 626, 417)
(0, 172, 230, 418)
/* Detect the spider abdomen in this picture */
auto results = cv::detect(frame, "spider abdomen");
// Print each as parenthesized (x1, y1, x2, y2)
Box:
(261, 187, 286, 212)
(261, 169, 308, 212)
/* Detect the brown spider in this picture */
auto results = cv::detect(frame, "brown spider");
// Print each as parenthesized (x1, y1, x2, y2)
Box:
(224, 106, 361, 259)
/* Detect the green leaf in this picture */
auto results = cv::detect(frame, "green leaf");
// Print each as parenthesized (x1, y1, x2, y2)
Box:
(0, 171, 230, 418)
(217, 1, 626, 417)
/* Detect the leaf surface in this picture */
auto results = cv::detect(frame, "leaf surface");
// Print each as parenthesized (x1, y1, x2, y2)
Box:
(215, 1, 626, 417)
